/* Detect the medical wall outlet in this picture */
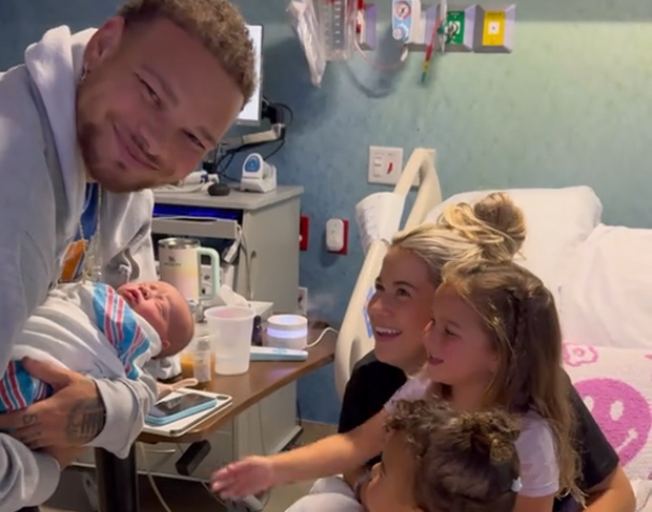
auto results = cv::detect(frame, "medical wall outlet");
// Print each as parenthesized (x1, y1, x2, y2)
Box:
(368, 146, 404, 186)
(438, 5, 477, 52)
(300, 215, 310, 251)
(240, 153, 277, 193)
(391, 0, 440, 50)
(357, 1, 444, 52)
(392, 0, 421, 44)
(356, 3, 379, 51)
(412, 2, 440, 50)
(473, 4, 516, 53)
(325, 218, 349, 254)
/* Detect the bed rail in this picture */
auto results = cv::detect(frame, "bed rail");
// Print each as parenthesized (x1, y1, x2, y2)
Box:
(334, 149, 443, 400)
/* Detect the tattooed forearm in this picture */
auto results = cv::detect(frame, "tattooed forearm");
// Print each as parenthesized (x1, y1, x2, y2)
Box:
(22, 413, 38, 427)
(65, 381, 106, 444)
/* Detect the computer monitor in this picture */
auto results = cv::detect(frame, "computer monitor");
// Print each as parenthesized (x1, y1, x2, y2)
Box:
(237, 24, 264, 126)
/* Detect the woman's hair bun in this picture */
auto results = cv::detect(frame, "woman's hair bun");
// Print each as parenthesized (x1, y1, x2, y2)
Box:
(441, 192, 526, 261)
(473, 192, 526, 256)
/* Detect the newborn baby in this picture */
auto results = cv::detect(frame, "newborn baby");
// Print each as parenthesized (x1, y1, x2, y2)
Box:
(118, 281, 195, 358)
(0, 280, 194, 413)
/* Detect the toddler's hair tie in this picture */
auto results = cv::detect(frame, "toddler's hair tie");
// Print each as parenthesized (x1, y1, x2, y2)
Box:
(511, 477, 523, 493)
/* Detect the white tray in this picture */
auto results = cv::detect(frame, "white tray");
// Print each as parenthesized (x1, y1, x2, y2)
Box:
(141, 389, 233, 438)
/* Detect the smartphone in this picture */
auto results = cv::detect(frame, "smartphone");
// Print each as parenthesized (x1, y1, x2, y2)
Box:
(145, 392, 219, 426)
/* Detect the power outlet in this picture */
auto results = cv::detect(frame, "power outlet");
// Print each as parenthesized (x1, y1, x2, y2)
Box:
(297, 286, 308, 316)
(413, 148, 435, 187)
(368, 146, 404, 186)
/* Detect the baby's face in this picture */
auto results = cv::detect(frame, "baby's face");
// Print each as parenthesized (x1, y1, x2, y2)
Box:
(362, 432, 419, 512)
(118, 281, 194, 357)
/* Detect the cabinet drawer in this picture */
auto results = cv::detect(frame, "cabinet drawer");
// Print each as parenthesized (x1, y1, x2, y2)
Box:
(152, 217, 238, 240)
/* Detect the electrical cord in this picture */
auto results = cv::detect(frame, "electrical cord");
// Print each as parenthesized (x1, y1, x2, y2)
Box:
(306, 326, 339, 348)
(260, 138, 285, 161)
(138, 443, 183, 512)
(235, 225, 254, 301)
(153, 97, 293, 192)
(296, 400, 303, 427)
(208, 99, 294, 182)
(292, 326, 339, 433)
(138, 389, 271, 512)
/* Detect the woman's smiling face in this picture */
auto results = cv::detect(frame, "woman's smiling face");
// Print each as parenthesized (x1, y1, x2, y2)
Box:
(367, 247, 436, 373)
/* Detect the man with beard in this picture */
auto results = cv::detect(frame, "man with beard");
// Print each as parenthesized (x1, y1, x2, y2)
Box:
(0, 0, 255, 509)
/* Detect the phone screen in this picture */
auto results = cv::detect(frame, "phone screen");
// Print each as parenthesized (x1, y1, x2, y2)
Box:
(149, 393, 216, 419)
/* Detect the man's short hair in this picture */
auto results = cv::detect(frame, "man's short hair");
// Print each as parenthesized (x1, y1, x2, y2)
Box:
(118, 0, 256, 106)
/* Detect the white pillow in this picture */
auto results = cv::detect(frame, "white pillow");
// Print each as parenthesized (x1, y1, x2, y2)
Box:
(559, 224, 652, 350)
(425, 186, 603, 298)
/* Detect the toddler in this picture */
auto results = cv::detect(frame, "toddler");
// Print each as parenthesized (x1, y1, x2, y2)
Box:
(0, 280, 195, 412)
(287, 399, 521, 512)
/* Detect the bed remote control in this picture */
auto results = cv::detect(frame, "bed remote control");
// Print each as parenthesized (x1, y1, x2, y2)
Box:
(250, 346, 308, 361)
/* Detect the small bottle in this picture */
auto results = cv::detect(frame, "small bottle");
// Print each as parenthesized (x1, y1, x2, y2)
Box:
(251, 315, 263, 346)
(185, 336, 214, 389)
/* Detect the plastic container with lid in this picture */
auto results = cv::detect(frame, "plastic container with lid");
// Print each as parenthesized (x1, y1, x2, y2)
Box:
(180, 335, 215, 388)
(205, 305, 255, 376)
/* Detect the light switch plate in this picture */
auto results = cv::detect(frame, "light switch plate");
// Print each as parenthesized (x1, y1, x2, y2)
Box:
(368, 146, 404, 185)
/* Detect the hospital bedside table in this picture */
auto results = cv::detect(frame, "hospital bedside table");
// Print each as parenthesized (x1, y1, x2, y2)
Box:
(92, 325, 337, 512)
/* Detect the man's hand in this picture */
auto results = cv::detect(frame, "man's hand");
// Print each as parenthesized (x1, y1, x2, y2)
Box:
(46, 446, 89, 469)
(0, 358, 106, 449)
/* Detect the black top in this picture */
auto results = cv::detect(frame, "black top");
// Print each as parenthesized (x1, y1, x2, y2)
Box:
(338, 351, 620, 511)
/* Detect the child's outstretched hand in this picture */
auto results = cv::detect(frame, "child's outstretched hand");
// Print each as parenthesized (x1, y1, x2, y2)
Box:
(211, 456, 275, 498)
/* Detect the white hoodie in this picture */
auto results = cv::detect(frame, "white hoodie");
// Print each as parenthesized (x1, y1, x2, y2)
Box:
(0, 26, 160, 510)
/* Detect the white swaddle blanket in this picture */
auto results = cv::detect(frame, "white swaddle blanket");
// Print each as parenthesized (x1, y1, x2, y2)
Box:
(3, 281, 161, 409)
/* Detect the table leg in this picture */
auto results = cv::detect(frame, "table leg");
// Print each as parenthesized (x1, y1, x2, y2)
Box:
(94, 446, 139, 512)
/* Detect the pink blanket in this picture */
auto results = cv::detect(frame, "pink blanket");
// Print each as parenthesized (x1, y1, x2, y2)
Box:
(563, 343, 652, 481)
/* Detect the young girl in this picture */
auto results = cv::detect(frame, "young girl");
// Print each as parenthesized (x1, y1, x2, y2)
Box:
(287, 399, 522, 512)
(212, 258, 582, 512)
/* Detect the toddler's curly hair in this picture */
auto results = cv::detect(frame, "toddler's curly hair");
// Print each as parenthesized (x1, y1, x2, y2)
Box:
(386, 399, 520, 512)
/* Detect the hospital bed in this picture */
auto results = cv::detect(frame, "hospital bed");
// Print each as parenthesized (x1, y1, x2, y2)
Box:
(335, 151, 652, 509)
